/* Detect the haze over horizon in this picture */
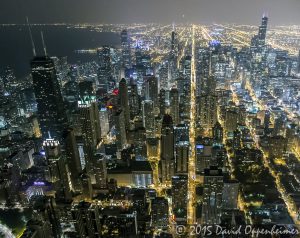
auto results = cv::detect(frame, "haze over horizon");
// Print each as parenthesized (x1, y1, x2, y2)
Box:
(0, 0, 299, 25)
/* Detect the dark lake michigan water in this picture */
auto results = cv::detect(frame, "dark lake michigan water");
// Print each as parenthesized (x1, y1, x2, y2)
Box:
(0, 25, 120, 77)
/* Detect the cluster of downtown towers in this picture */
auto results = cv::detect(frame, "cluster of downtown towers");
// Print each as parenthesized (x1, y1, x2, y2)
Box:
(1, 15, 300, 237)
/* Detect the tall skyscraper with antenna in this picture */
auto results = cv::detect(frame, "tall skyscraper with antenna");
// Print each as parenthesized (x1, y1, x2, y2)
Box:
(30, 32, 68, 141)
(251, 14, 268, 48)
(258, 14, 268, 45)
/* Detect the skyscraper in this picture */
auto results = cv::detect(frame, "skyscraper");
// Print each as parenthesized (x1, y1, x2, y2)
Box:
(97, 46, 111, 92)
(99, 107, 110, 137)
(251, 15, 268, 49)
(222, 180, 239, 210)
(80, 173, 93, 200)
(159, 88, 166, 116)
(128, 80, 140, 119)
(169, 28, 178, 82)
(212, 121, 223, 144)
(174, 124, 189, 143)
(159, 62, 169, 90)
(172, 175, 188, 224)
(171, 30, 178, 54)
(62, 128, 82, 191)
(121, 29, 132, 69)
(77, 96, 100, 176)
(199, 76, 218, 131)
(142, 100, 155, 137)
(43, 138, 72, 200)
(175, 140, 189, 175)
(31, 56, 68, 141)
(170, 87, 180, 125)
(151, 197, 169, 229)
(225, 109, 238, 134)
(258, 15, 268, 45)
(113, 109, 127, 150)
(183, 55, 191, 79)
(71, 202, 101, 237)
(119, 78, 130, 129)
(94, 153, 107, 189)
(159, 114, 175, 183)
(195, 137, 213, 174)
(202, 166, 223, 225)
(144, 76, 159, 106)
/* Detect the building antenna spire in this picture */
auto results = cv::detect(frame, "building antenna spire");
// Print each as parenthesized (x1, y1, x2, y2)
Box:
(26, 17, 36, 57)
(40, 31, 47, 56)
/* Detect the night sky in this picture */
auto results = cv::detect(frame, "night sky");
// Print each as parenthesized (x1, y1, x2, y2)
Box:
(0, 0, 299, 25)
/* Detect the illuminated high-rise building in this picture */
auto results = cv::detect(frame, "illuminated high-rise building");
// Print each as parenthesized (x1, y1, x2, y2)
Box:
(199, 76, 217, 130)
(202, 166, 223, 225)
(71, 202, 101, 237)
(159, 114, 175, 183)
(170, 87, 180, 125)
(80, 173, 93, 200)
(113, 109, 127, 150)
(258, 15, 268, 45)
(159, 88, 166, 116)
(183, 55, 191, 79)
(175, 140, 189, 175)
(121, 29, 132, 69)
(151, 197, 169, 229)
(225, 109, 238, 134)
(169, 28, 178, 83)
(94, 153, 107, 189)
(174, 124, 189, 143)
(196, 48, 210, 96)
(159, 62, 169, 90)
(171, 175, 188, 224)
(62, 128, 82, 191)
(77, 96, 100, 175)
(171, 30, 178, 55)
(119, 78, 130, 129)
(144, 76, 159, 106)
(232, 129, 242, 149)
(99, 107, 110, 137)
(135, 44, 143, 67)
(97, 46, 111, 92)
(195, 137, 213, 174)
(128, 80, 140, 119)
(31, 56, 68, 141)
(142, 100, 155, 136)
(212, 121, 223, 144)
(222, 180, 239, 210)
(43, 138, 71, 200)
(179, 80, 191, 121)
(251, 15, 268, 49)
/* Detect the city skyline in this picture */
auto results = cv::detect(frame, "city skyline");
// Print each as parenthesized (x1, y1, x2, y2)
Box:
(1, 2, 300, 238)
(0, 0, 299, 25)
